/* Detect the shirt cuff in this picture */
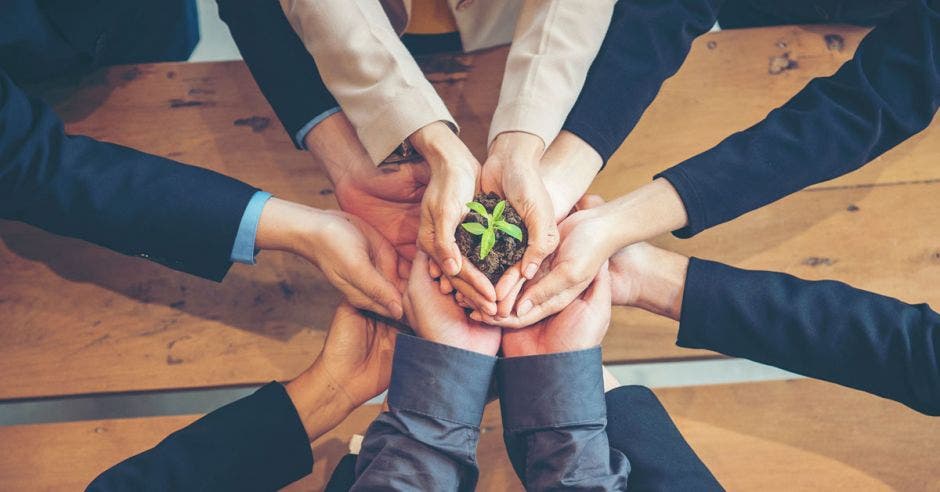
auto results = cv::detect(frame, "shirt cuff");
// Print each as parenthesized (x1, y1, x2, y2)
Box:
(230, 191, 273, 265)
(295, 107, 342, 150)
(498, 347, 606, 431)
(387, 334, 496, 426)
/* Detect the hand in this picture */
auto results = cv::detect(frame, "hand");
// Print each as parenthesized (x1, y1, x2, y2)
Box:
(490, 130, 603, 317)
(306, 111, 429, 262)
(481, 132, 559, 306)
(410, 122, 497, 308)
(286, 302, 397, 440)
(256, 198, 404, 318)
(472, 195, 620, 328)
(501, 262, 612, 357)
(404, 251, 501, 356)
(608, 241, 689, 320)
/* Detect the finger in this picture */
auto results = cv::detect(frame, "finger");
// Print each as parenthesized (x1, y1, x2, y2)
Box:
(582, 261, 612, 308)
(455, 260, 497, 302)
(439, 275, 453, 294)
(429, 259, 442, 279)
(494, 264, 523, 301)
(451, 276, 496, 316)
(348, 270, 404, 319)
(432, 207, 463, 277)
(397, 257, 411, 282)
(496, 277, 525, 318)
(519, 203, 559, 280)
(516, 264, 589, 318)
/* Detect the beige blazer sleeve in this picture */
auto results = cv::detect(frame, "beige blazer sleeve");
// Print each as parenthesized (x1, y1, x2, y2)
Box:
(488, 0, 616, 148)
(280, 0, 457, 164)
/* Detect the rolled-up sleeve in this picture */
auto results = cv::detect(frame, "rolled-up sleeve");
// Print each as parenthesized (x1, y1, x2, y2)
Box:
(352, 334, 496, 491)
(498, 347, 630, 490)
(489, 0, 616, 148)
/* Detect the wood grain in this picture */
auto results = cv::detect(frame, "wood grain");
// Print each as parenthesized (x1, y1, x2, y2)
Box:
(3, 24, 937, 399)
(1, 380, 935, 491)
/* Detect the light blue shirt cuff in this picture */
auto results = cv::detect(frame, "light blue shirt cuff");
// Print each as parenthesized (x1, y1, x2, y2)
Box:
(295, 107, 342, 149)
(230, 191, 273, 265)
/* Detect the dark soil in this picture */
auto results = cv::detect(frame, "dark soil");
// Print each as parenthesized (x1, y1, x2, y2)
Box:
(455, 192, 527, 284)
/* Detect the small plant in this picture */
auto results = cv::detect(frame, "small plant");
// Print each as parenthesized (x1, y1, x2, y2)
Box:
(460, 200, 523, 259)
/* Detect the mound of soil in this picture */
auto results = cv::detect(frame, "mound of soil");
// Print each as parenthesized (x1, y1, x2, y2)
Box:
(455, 192, 527, 284)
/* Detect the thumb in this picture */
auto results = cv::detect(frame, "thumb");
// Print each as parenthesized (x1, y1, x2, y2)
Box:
(520, 205, 559, 280)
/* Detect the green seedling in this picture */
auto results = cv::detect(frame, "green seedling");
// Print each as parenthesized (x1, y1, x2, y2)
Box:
(460, 200, 523, 260)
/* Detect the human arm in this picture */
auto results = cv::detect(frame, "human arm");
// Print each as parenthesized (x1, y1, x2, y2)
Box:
(499, 265, 631, 490)
(88, 303, 398, 490)
(607, 244, 940, 416)
(352, 252, 501, 490)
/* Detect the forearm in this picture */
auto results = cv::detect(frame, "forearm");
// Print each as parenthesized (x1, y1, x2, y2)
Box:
(499, 348, 630, 490)
(280, 0, 454, 163)
(657, 0, 940, 238)
(540, 130, 603, 221)
(353, 335, 496, 490)
(216, 0, 338, 147)
(678, 258, 940, 416)
(489, 0, 616, 147)
(563, 0, 723, 162)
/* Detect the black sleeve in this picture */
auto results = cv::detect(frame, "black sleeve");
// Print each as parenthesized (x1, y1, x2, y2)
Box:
(657, 0, 940, 237)
(562, 0, 724, 163)
(87, 383, 313, 491)
(605, 385, 723, 491)
(678, 258, 940, 416)
(0, 68, 257, 281)
(215, 0, 339, 148)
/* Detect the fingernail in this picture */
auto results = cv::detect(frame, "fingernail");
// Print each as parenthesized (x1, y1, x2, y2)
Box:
(390, 302, 403, 318)
(524, 263, 538, 279)
(469, 311, 482, 321)
(517, 299, 533, 316)
(444, 258, 460, 276)
(484, 303, 497, 316)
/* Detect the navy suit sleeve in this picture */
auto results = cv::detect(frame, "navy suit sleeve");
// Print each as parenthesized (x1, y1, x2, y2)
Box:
(87, 383, 313, 491)
(605, 385, 723, 491)
(0, 68, 257, 281)
(216, 0, 339, 148)
(658, 0, 940, 237)
(563, 0, 724, 163)
(678, 258, 940, 416)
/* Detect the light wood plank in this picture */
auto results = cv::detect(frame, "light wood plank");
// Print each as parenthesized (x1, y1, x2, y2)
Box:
(1, 380, 936, 491)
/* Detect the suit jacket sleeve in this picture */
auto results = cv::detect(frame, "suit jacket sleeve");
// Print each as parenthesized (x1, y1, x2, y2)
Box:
(0, 68, 257, 281)
(215, 0, 339, 148)
(678, 258, 940, 416)
(562, 0, 723, 163)
(656, 0, 940, 237)
(87, 383, 314, 491)
(605, 385, 722, 491)
(278, 0, 456, 164)
(487, 0, 616, 148)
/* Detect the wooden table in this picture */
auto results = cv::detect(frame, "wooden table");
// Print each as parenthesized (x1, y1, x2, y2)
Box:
(1, 380, 936, 490)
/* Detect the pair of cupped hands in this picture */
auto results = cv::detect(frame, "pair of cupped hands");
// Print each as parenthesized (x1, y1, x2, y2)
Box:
(285, 116, 632, 336)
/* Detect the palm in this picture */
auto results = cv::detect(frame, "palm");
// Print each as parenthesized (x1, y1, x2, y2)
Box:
(319, 303, 397, 407)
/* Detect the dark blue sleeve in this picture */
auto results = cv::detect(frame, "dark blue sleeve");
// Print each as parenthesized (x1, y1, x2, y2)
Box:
(658, 0, 940, 237)
(0, 67, 258, 281)
(678, 258, 940, 416)
(498, 347, 631, 490)
(605, 385, 723, 491)
(353, 335, 497, 491)
(87, 383, 313, 491)
(216, 0, 339, 149)
(563, 0, 724, 163)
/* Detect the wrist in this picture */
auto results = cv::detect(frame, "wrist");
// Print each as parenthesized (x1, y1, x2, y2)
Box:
(606, 178, 689, 247)
(488, 131, 545, 164)
(632, 247, 688, 321)
(255, 198, 326, 258)
(285, 362, 354, 441)
(304, 111, 367, 184)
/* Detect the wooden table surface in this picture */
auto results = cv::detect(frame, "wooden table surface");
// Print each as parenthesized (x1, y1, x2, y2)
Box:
(2, 23, 939, 400)
(1, 379, 935, 490)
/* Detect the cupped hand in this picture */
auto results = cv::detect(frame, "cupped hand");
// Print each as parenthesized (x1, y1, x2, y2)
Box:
(256, 198, 404, 319)
(404, 252, 501, 356)
(501, 262, 612, 357)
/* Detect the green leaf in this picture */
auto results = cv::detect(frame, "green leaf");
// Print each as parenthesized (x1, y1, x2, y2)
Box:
(492, 200, 506, 222)
(460, 222, 486, 235)
(494, 221, 523, 241)
(466, 201, 489, 218)
(480, 228, 496, 259)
